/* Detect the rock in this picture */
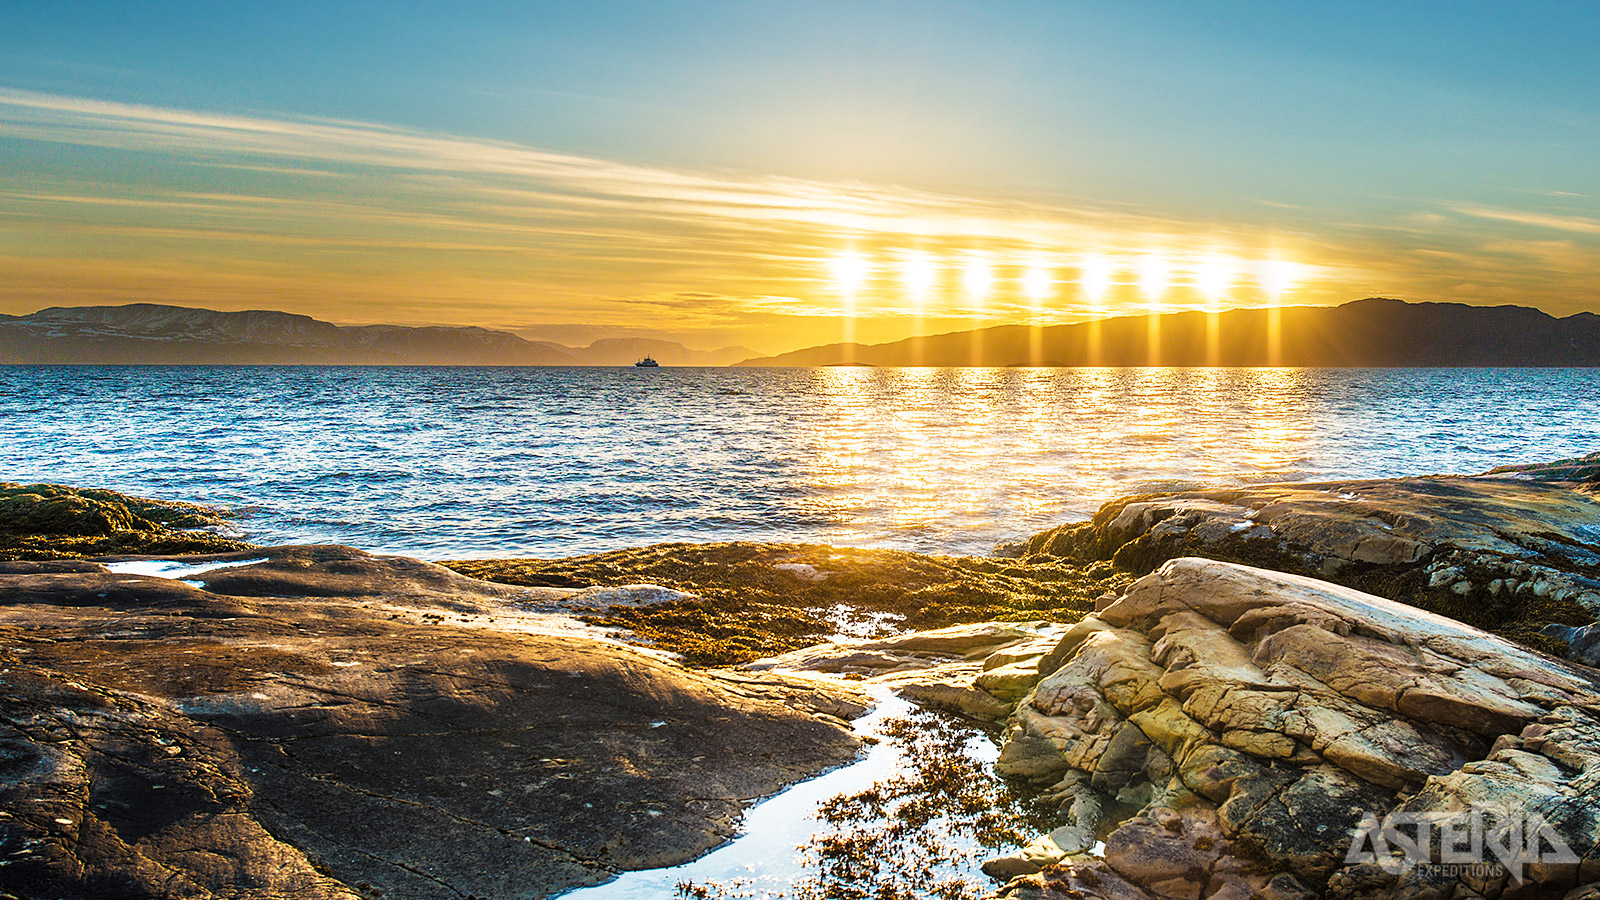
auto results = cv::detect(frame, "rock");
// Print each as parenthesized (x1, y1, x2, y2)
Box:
(1001, 557, 1600, 900)
(1037, 615, 1117, 678)
(997, 729, 1074, 780)
(745, 621, 1064, 675)
(1103, 808, 1243, 899)
(0, 546, 867, 899)
(897, 680, 1015, 721)
(983, 854, 1045, 879)
(976, 660, 1047, 702)
(1026, 474, 1600, 664)
(774, 561, 827, 581)
(985, 635, 1060, 670)
(1485, 451, 1600, 488)
(1544, 622, 1600, 667)
(562, 583, 700, 609)
(747, 621, 1069, 722)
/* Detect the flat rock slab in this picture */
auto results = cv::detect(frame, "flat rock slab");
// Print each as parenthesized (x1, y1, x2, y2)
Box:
(746, 621, 1069, 721)
(0, 545, 866, 899)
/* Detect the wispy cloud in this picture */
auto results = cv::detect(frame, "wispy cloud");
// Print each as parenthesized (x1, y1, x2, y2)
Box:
(0, 87, 1317, 255)
(1451, 205, 1600, 235)
(3, 87, 1598, 344)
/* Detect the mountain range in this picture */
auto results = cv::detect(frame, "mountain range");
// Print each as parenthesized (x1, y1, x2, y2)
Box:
(736, 298, 1600, 367)
(3, 298, 1598, 367)
(0, 304, 754, 366)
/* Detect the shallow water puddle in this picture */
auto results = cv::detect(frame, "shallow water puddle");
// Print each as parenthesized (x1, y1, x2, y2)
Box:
(564, 690, 1051, 899)
(105, 557, 270, 584)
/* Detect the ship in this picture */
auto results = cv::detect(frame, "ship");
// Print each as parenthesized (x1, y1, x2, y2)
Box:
(634, 356, 659, 367)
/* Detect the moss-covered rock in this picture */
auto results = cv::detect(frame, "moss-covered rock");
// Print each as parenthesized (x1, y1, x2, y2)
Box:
(445, 543, 1130, 667)
(0, 482, 255, 559)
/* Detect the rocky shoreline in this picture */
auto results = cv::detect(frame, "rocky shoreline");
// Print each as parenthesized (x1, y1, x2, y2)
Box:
(3, 458, 1600, 899)
(1019, 452, 1600, 663)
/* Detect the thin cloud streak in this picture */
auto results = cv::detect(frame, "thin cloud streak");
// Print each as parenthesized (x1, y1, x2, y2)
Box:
(0, 87, 1306, 252)
(1452, 205, 1600, 236)
(3, 87, 1599, 344)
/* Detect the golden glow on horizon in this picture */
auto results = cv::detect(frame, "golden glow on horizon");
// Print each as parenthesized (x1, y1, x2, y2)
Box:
(1023, 261, 1050, 365)
(1196, 254, 1231, 365)
(14, 88, 1598, 353)
(1139, 253, 1166, 366)
(1260, 259, 1299, 299)
(832, 251, 867, 354)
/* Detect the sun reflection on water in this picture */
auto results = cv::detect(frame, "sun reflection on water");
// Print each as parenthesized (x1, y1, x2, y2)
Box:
(799, 366, 1316, 549)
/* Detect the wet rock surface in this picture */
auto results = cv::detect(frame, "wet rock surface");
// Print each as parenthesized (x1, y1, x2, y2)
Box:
(994, 557, 1600, 900)
(1026, 463, 1600, 660)
(0, 545, 866, 899)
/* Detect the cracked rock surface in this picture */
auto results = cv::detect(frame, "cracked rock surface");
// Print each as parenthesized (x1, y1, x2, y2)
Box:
(995, 557, 1600, 900)
(0, 545, 866, 899)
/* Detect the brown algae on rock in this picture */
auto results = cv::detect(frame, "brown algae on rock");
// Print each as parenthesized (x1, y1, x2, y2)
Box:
(445, 542, 1130, 666)
(0, 481, 254, 560)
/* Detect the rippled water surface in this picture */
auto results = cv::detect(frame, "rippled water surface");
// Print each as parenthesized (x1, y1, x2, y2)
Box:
(1, 366, 1595, 558)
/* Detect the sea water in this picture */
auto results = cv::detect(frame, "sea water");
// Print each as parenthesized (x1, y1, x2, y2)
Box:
(1, 365, 1595, 558)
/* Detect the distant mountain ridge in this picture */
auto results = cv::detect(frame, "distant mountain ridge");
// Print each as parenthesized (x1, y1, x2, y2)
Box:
(0, 304, 753, 366)
(736, 298, 1600, 367)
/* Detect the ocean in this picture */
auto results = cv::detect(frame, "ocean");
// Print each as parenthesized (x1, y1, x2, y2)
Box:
(3, 365, 1595, 559)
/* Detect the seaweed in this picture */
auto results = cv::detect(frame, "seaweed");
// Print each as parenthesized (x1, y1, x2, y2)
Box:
(0, 482, 255, 560)
(446, 543, 1129, 667)
(674, 707, 1057, 900)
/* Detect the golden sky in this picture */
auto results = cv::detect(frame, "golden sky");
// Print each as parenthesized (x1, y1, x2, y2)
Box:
(3, 4, 1598, 353)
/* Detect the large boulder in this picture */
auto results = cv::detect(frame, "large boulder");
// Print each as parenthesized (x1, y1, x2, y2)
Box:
(995, 557, 1600, 899)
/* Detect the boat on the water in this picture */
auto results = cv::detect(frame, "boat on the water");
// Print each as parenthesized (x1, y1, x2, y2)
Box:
(634, 356, 659, 367)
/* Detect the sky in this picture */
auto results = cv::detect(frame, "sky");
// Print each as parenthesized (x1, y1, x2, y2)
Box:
(1, 1, 1597, 353)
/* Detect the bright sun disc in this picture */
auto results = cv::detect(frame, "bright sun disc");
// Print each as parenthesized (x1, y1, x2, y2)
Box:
(832, 253, 869, 294)
(1260, 259, 1299, 299)
(1140, 254, 1168, 303)
(1080, 255, 1112, 304)
(1023, 264, 1052, 302)
(1196, 255, 1233, 303)
(901, 252, 937, 302)
(962, 253, 992, 298)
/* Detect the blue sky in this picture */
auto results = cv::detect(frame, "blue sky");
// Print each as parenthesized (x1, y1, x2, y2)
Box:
(2, 1, 1597, 349)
